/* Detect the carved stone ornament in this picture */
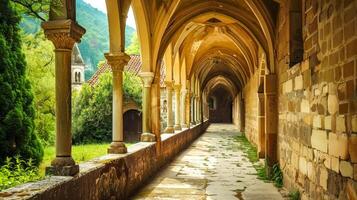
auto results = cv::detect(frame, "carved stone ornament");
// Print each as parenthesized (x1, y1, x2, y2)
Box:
(42, 19, 85, 49)
(173, 84, 182, 92)
(139, 72, 155, 87)
(105, 52, 131, 72)
(164, 81, 174, 89)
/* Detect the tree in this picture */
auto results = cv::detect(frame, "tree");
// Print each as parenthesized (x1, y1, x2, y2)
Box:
(125, 33, 140, 55)
(10, 0, 56, 22)
(0, 0, 43, 166)
(22, 31, 55, 146)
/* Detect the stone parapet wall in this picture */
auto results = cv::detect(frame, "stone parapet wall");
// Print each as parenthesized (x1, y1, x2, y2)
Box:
(0, 122, 209, 200)
(276, 0, 357, 199)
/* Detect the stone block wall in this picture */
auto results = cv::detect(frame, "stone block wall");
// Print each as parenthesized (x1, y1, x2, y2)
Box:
(0, 122, 209, 200)
(276, 0, 357, 199)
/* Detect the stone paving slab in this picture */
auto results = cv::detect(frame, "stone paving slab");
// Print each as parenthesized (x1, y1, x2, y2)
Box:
(132, 124, 284, 200)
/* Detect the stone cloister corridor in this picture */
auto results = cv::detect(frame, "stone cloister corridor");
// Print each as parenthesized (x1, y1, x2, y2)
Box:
(132, 124, 283, 200)
(1, 0, 357, 199)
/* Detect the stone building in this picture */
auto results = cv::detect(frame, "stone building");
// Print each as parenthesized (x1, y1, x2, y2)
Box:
(71, 44, 86, 90)
(2, 0, 357, 199)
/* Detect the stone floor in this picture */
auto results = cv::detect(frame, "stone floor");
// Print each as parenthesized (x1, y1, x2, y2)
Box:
(132, 124, 284, 200)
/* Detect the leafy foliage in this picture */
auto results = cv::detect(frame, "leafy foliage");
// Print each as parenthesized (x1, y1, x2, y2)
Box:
(123, 71, 143, 106)
(0, 0, 43, 166)
(72, 72, 142, 144)
(125, 33, 140, 55)
(22, 31, 55, 146)
(272, 164, 283, 188)
(0, 156, 40, 191)
(288, 190, 300, 200)
(10, 0, 52, 21)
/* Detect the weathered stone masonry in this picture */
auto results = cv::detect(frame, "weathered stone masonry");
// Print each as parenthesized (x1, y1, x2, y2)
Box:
(276, 0, 357, 199)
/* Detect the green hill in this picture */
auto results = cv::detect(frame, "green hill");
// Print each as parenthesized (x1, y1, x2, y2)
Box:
(20, 0, 136, 80)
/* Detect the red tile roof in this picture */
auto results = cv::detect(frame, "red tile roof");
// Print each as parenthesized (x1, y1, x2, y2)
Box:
(87, 55, 166, 87)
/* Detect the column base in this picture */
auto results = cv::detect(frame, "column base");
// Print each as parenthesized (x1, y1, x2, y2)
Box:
(164, 126, 175, 133)
(174, 124, 182, 131)
(141, 133, 156, 142)
(46, 157, 79, 176)
(190, 121, 196, 126)
(108, 142, 127, 154)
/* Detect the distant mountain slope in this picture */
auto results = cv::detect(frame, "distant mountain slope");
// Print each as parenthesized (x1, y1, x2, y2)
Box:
(20, 0, 136, 80)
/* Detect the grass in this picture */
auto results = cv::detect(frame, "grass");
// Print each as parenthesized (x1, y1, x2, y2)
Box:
(233, 134, 268, 181)
(233, 134, 284, 188)
(39, 143, 132, 176)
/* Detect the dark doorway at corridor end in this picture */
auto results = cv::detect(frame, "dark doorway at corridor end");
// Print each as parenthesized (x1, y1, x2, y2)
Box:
(208, 87, 232, 123)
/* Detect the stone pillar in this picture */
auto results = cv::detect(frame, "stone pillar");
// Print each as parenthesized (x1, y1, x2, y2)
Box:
(264, 74, 278, 177)
(174, 84, 182, 130)
(185, 91, 191, 127)
(140, 72, 156, 142)
(105, 52, 130, 154)
(164, 81, 174, 133)
(195, 96, 200, 124)
(151, 79, 161, 142)
(191, 95, 196, 126)
(42, 19, 85, 176)
(257, 92, 265, 158)
(181, 89, 188, 128)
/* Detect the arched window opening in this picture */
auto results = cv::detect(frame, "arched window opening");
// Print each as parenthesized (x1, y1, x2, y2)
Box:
(77, 71, 81, 83)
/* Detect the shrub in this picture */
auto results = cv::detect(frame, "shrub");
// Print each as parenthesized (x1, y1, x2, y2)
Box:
(72, 71, 142, 144)
(0, 156, 40, 191)
(0, 0, 43, 166)
(288, 190, 300, 200)
(272, 163, 283, 188)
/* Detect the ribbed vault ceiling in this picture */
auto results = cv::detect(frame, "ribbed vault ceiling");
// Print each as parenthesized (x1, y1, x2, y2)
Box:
(157, 0, 278, 95)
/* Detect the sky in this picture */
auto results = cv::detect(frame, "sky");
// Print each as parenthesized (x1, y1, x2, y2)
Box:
(83, 0, 137, 29)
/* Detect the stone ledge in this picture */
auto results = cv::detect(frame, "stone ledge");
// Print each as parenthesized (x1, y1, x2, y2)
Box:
(0, 121, 209, 200)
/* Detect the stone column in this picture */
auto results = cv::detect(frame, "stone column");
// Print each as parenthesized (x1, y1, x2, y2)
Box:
(195, 96, 200, 124)
(174, 84, 182, 130)
(185, 91, 191, 127)
(264, 74, 278, 177)
(105, 52, 130, 154)
(257, 92, 265, 158)
(164, 81, 174, 133)
(140, 72, 156, 142)
(42, 19, 85, 176)
(181, 89, 188, 128)
(191, 95, 196, 126)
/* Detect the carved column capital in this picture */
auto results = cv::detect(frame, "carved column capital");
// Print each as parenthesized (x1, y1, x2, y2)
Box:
(105, 52, 130, 72)
(164, 81, 174, 89)
(139, 72, 154, 87)
(173, 84, 182, 92)
(42, 19, 85, 49)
